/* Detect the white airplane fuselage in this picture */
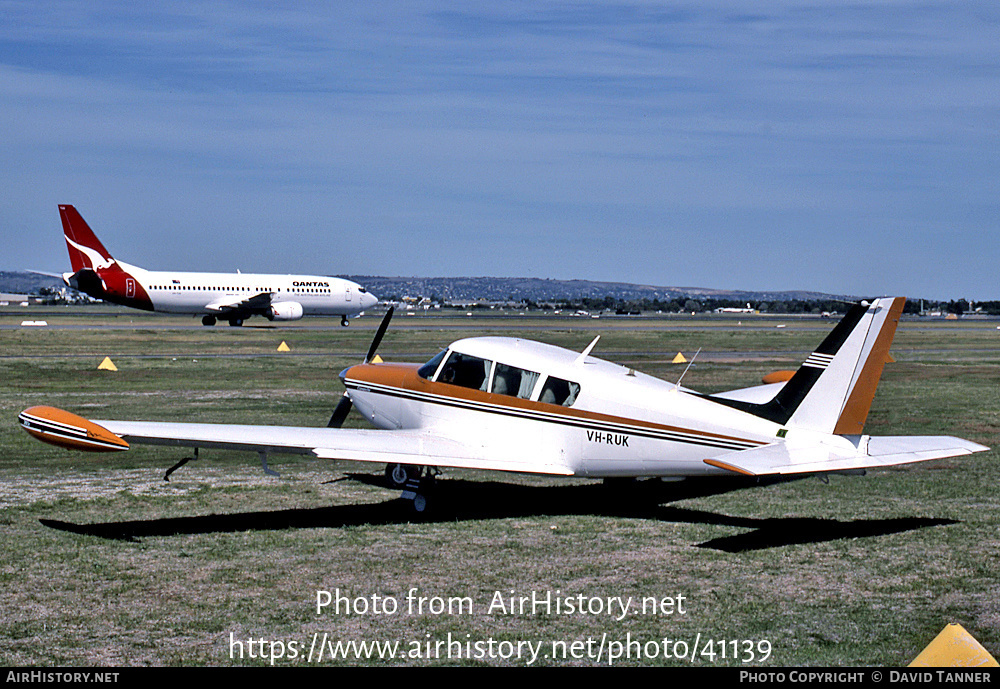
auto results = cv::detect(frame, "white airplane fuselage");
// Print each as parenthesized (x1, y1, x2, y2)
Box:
(105, 262, 377, 319)
(341, 337, 787, 479)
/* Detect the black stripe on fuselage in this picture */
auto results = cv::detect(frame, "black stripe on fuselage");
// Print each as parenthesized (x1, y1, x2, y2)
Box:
(343, 379, 763, 452)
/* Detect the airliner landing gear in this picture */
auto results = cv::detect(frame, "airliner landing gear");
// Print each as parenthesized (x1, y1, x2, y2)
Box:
(202, 315, 217, 326)
(228, 318, 244, 327)
(341, 316, 349, 327)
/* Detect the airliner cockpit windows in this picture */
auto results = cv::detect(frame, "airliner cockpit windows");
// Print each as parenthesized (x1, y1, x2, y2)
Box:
(437, 351, 492, 391)
(491, 363, 540, 399)
(538, 376, 581, 407)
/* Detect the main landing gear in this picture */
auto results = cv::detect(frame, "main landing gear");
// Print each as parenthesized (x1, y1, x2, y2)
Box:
(202, 315, 216, 326)
(385, 463, 436, 512)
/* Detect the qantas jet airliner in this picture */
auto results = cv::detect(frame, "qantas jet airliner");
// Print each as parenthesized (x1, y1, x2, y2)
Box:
(57, 205, 378, 326)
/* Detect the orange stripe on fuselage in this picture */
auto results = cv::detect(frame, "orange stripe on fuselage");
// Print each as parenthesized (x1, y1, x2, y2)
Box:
(344, 362, 765, 448)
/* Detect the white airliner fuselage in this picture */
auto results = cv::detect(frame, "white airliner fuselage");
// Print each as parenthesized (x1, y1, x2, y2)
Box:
(97, 261, 377, 325)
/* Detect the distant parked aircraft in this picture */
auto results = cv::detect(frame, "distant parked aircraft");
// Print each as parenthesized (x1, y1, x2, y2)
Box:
(56, 205, 377, 326)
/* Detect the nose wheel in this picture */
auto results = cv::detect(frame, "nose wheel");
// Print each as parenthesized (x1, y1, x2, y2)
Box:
(341, 316, 349, 327)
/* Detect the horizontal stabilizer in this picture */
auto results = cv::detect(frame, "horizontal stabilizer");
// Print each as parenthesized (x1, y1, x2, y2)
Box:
(705, 435, 989, 477)
(711, 381, 786, 405)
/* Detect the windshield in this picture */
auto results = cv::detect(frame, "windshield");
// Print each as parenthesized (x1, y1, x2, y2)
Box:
(417, 350, 447, 379)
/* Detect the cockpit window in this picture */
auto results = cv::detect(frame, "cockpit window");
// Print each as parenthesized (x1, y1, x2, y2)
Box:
(437, 351, 492, 391)
(491, 363, 540, 399)
(538, 376, 581, 407)
(417, 350, 447, 380)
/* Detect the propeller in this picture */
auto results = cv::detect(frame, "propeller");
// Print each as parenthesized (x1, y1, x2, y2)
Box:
(365, 305, 394, 364)
(327, 307, 394, 428)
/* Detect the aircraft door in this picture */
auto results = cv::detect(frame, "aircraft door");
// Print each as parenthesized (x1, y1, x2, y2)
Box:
(346, 285, 352, 302)
(126, 278, 136, 299)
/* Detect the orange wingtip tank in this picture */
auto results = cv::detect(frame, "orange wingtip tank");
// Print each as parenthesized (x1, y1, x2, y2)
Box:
(18, 406, 129, 452)
(761, 370, 796, 384)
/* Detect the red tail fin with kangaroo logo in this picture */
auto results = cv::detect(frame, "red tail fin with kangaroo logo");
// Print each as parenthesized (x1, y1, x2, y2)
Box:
(59, 205, 116, 273)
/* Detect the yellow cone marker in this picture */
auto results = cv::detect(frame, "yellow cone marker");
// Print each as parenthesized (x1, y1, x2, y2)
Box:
(909, 624, 999, 667)
(97, 357, 118, 372)
(277, 341, 291, 352)
(371, 354, 383, 364)
(672, 352, 687, 364)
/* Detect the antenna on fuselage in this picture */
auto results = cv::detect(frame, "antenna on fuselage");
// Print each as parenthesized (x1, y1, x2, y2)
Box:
(674, 347, 701, 390)
(574, 335, 600, 365)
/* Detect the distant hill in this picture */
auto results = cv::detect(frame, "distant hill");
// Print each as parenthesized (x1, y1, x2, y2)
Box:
(340, 276, 852, 304)
(0, 270, 851, 303)
(0, 271, 64, 294)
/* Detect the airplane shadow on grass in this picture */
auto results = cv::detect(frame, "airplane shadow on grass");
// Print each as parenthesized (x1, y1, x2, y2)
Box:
(39, 473, 957, 552)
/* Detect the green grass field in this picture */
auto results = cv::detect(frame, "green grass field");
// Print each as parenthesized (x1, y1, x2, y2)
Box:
(1, 308, 998, 666)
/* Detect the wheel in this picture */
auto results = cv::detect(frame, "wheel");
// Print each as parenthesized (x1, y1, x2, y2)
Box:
(202, 315, 217, 326)
(412, 494, 427, 512)
(341, 316, 349, 327)
(385, 463, 419, 488)
(228, 318, 243, 327)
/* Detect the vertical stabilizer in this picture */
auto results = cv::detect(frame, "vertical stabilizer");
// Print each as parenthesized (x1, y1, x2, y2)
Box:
(59, 205, 115, 273)
(714, 298, 905, 435)
(787, 297, 904, 433)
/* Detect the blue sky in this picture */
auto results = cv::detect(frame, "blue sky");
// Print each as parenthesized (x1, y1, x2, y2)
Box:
(1, 2, 997, 299)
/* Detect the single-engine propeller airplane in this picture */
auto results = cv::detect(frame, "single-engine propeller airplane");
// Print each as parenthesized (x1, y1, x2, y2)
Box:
(18, 298, 988, 512)
(50, 205, 378, 326)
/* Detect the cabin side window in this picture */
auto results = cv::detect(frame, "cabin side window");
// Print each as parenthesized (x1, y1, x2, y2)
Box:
(491, 363, 540, 399)
(437, 351, 492, 391)
(538, 376, 581, 407)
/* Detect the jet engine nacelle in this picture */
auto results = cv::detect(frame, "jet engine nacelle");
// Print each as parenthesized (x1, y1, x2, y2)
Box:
(268, 301, 304, 321)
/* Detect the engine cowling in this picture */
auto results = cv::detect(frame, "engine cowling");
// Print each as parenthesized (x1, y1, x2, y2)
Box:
(269, 301, 304, 321)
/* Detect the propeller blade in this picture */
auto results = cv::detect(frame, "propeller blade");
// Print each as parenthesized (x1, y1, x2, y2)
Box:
(365, 306, 394, 364)
(327, 393, 353, 428)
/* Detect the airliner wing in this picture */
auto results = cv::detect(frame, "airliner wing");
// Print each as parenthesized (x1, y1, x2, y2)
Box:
(94, 419, 575, 477)
(705, 436, 989, 477)
(205, 292, 273, 312)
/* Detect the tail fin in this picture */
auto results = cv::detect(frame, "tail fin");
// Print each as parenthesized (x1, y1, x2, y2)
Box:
(59, 205, 115, 273)
(716, 297, 906, 434)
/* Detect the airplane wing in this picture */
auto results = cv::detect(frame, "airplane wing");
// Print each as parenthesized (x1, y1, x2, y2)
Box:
(92, 418, 575, 477)
(205, 292, 273, 313)
(704, 436, 989, 477)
